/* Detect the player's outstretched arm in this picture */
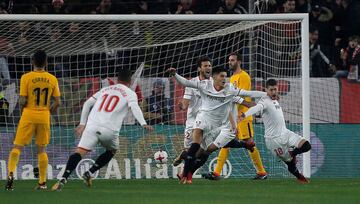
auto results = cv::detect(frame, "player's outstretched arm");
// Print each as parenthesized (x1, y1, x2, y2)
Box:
(238, 89, 267, 98)
(241, 100, 256, 108)
(239, 103, 264, 121)
(129, 101, 154, 133)
(166, 68, 198, 89)
(233, 96, 255, 107)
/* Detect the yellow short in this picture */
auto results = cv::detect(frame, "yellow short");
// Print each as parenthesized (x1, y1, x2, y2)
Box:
(236, 121, 254, 140)
(14, 118, 50, 146)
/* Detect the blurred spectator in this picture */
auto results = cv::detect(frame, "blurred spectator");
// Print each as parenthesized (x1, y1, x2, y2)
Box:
(16, 21, 31, 45)
(331, 47, 349, 78)
(147, 0, 170, 14)
(347, 35, 360, 80)
(295, 0, 308, 13)
(132, 0, 170, 14)
(331, 0, 346, 47)
(132, 1, 148, 14)
(277, 0, 297, 13)
(92, 0, 116, 14)
(0, 37, 12, 125)
(172, 0, 195, 14)
(216, 0, 247, 14)
(310, 3, 334, 46)
(48, 0, 68, 14)
(140, 79, 172, 125)
(309, 26, 332, 77)
(342, 0, 360, 41)
(0, 0, 8, 14)
(0, 56, 10, 88)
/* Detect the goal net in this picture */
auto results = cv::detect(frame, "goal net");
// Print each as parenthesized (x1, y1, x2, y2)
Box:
(0, 15, 310, 180)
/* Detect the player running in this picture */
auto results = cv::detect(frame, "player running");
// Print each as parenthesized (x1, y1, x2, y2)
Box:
(52, 68, 153, 191)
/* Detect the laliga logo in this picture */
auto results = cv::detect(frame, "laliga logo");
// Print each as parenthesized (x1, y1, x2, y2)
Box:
(75, 159, 99, 179)
(208, 157, 232, 178)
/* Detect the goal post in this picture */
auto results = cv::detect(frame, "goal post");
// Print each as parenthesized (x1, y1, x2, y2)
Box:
(0, 14, 310, 179)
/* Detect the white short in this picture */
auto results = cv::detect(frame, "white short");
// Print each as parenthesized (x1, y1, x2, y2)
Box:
(193, 112, 221, 132)
(200, 125, 235, 150)
(78, 125, 119, 151)
(183, 126, 193, 149)
(265, 129, 303, 162)
(194, 113, 235, 150)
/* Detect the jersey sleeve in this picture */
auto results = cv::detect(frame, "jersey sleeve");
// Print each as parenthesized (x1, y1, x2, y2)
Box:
(52, 78, 61, 97)
(127, 91, 138, 107)
(175, 74, 199, 89)
(91, 90, 102, 100)
(238, 89, 267, 98)
(128, 91, 147, 126)
(244, 97, 267, 117)
(232, 96, 244, 104)
(183, 87, 193, 100)
(19, 74, 28, 96)
(79, 97, 97, 125)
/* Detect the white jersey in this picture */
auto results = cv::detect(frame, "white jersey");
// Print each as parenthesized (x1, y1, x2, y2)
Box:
(197, 79, 246, 122)
(245, 95, 286, 138)
(183, 77, 211, 128)
(86, 84, 142, 131)
(175, 73, 266, 124)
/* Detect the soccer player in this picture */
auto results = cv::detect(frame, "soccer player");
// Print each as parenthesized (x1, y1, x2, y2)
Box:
(167, 66, 265, 184)
(206, 52, 268, 180)
(239, 79, 311, 183)
(173, 56, 212, 167)
(5, 49, 61, 190)
(51, 68, 153, 191)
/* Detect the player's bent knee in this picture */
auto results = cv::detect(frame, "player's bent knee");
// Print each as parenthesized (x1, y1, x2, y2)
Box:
(300, 141, 311, 152)
(13, 144, 24, 151)
(36, 145, 47, 153)
(76, 147, 90, 156)
(107, 149, 116, 156)
(206, 144, 218, 154)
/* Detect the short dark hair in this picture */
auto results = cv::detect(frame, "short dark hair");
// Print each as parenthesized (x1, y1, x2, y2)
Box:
(229, 52, 242, 61)
(197, 56, 211, 68)
(349, 35, 360, 43)
(266, 79, 277, 87)
(309, 25, 318, 33)
(117, 68, 132, 83)
(32, 49, 47, 67)
(212, 66, 227, 75)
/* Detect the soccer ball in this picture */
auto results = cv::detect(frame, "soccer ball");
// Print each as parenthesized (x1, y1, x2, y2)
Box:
(153, 150, 168, 164)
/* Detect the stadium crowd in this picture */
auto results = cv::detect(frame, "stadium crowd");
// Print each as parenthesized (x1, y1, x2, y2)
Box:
(0, 0, 359, 79)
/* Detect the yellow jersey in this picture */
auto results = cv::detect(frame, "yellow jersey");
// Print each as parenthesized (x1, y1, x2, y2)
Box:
(19, 70, 60, 123)
(230, 69, 252, 122)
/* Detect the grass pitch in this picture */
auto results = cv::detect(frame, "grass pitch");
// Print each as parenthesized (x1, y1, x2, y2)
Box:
(1, 179, 359, 204)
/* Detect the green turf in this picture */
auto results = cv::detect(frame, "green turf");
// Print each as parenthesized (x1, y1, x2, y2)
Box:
(1, 179, 360, 204)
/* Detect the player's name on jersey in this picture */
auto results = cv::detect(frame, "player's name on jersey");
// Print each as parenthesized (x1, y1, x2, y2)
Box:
(0, 158, 205, 180)
(31, 77, 50, 83)
(206, 94, 226, 102)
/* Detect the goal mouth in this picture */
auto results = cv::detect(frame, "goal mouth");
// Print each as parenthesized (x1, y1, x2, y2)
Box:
(0, 14, 310, 179)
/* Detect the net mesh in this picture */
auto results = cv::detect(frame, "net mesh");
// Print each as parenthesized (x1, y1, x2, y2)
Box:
(0, 17, 314, 179)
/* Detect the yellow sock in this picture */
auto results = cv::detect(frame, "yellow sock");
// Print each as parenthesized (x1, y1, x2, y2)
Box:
(214, 148, 230, 175)
(8, 148, 21, 175)
(38, 152, 48, 184)
(248, 147, 266, 174)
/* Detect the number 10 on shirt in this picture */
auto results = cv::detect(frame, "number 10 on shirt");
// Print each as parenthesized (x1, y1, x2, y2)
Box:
(98, 94, 120, 112)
